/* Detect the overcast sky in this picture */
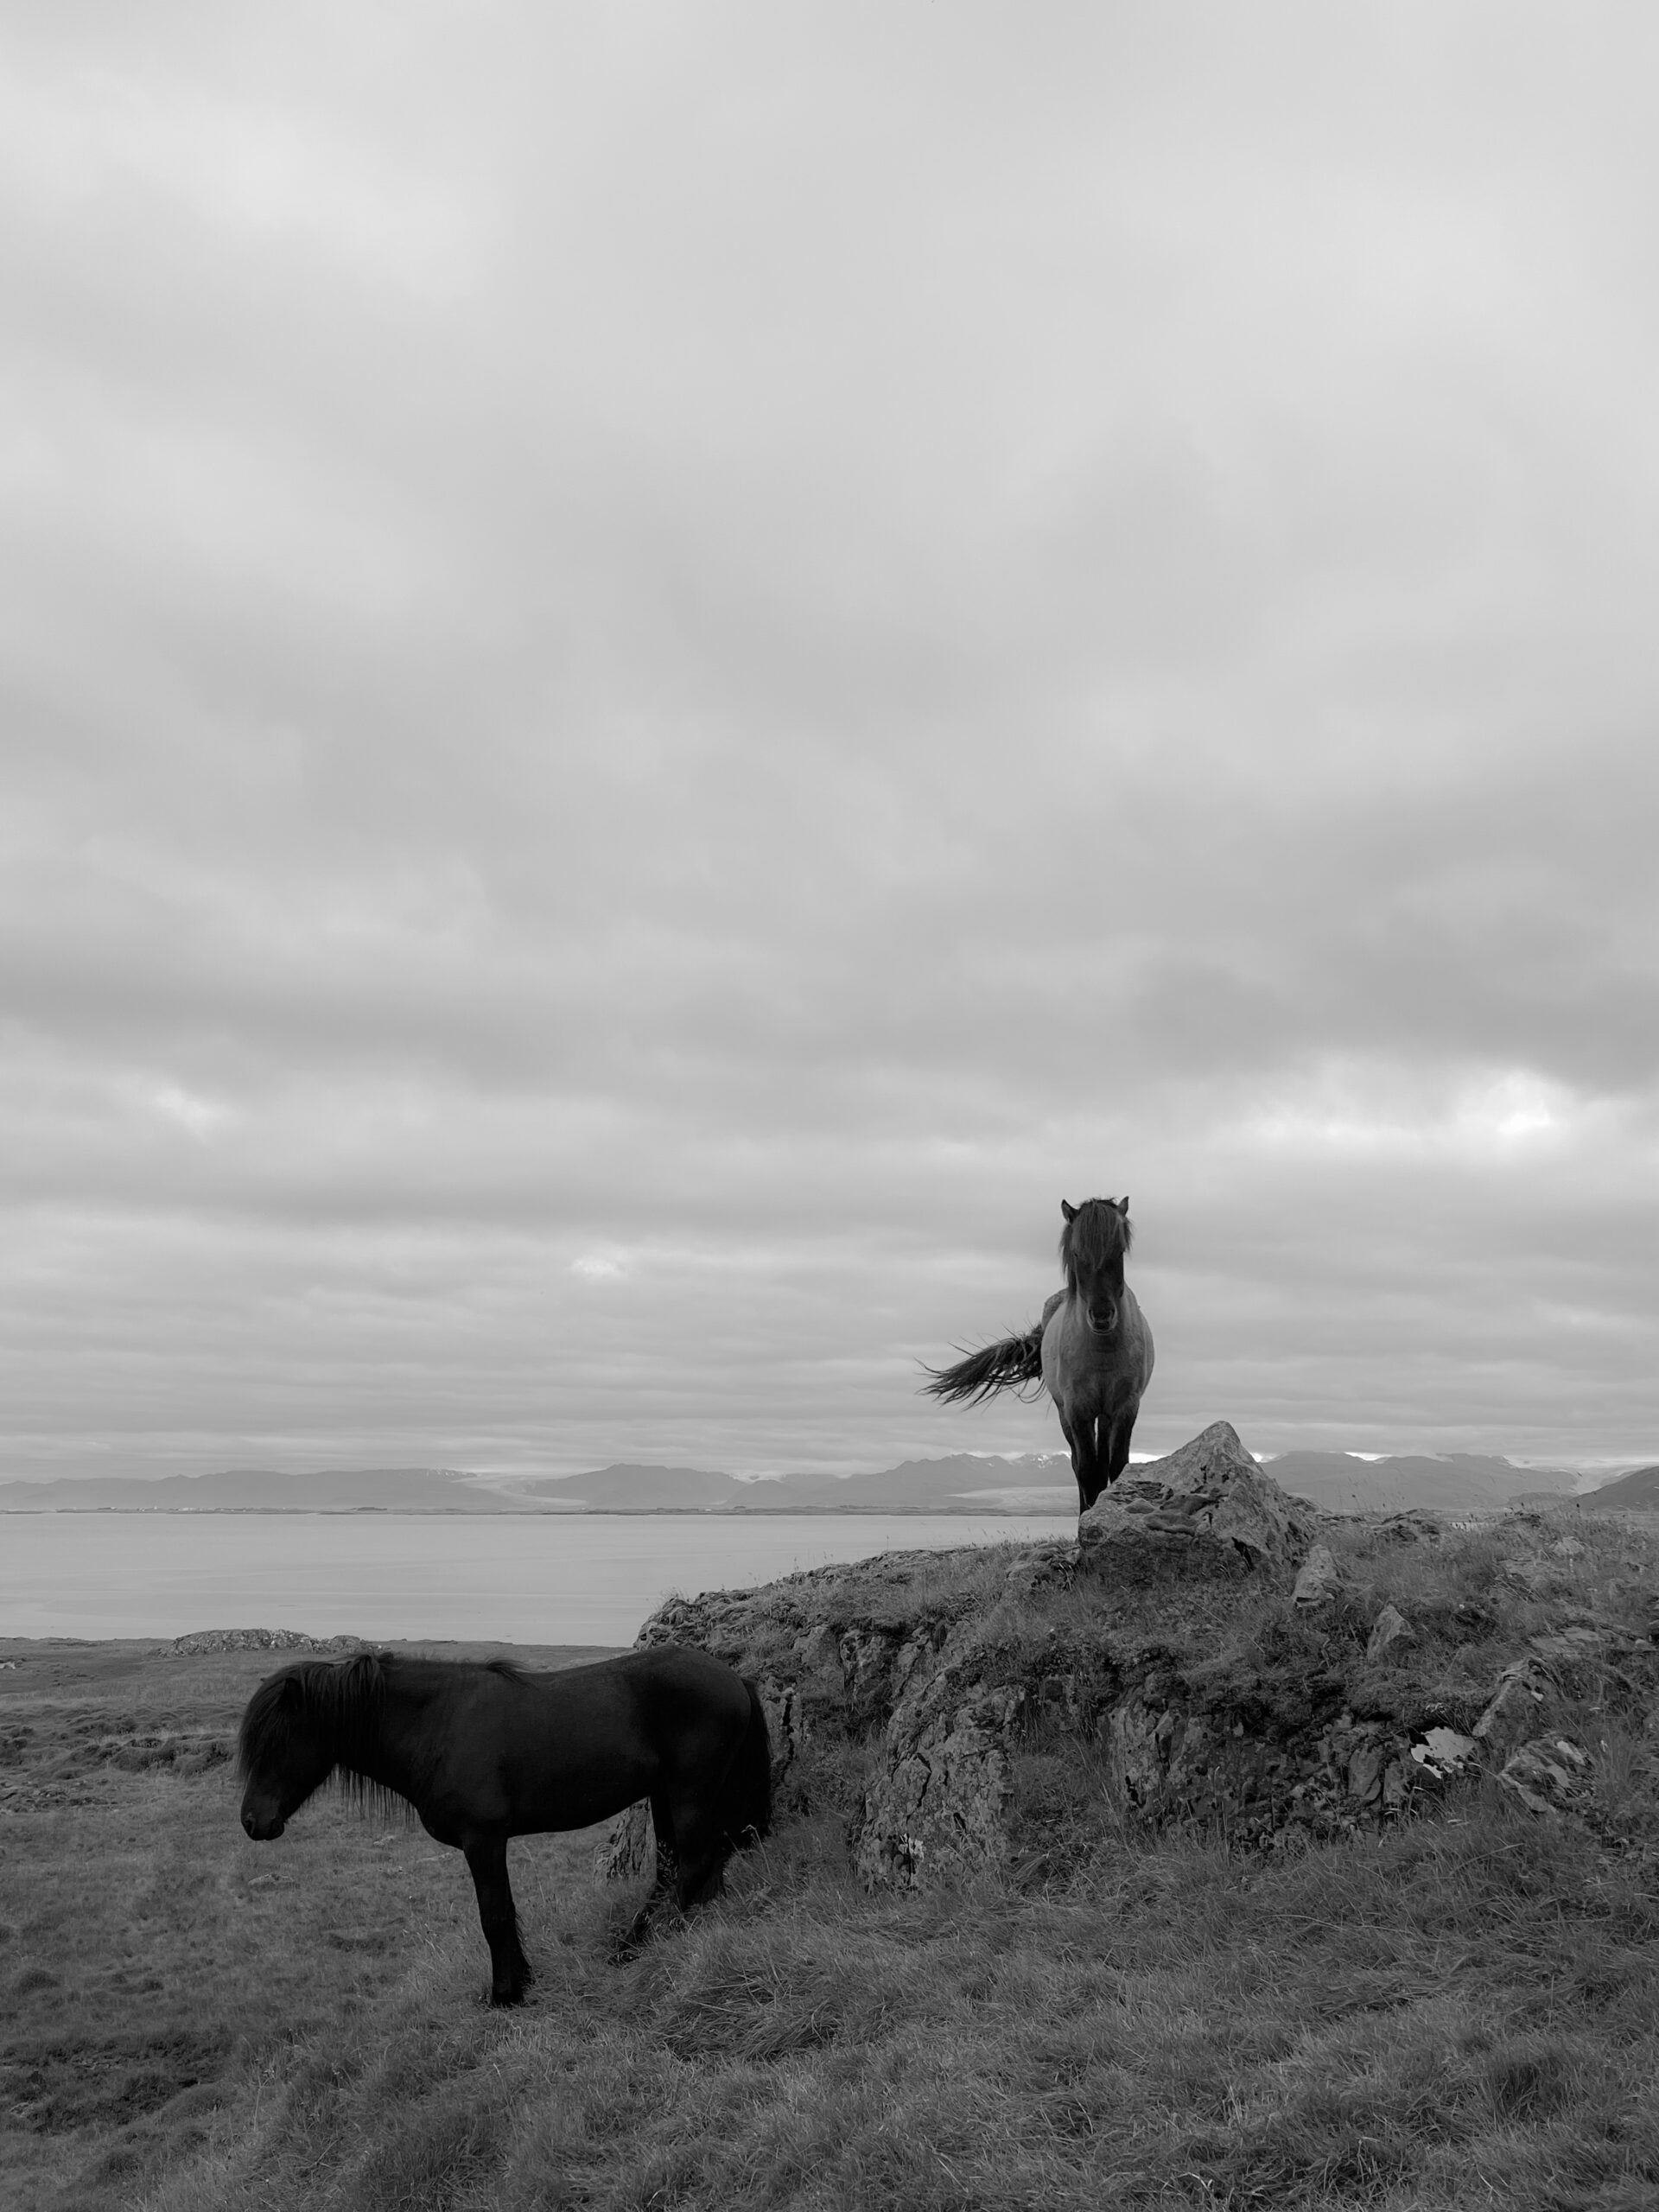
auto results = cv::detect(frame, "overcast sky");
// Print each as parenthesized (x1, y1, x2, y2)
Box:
(3, 4, 1656, 1483)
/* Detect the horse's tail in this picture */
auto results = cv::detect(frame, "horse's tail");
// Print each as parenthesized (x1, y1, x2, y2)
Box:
(921, 1323, 1046, 1406)
(722, 1679, 773, 1849)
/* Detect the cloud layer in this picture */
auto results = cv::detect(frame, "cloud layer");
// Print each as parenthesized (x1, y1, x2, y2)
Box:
(3, 6, 1656, 1478)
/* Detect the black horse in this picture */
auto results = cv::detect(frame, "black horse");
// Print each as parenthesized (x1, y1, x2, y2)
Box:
(924, 1195, 1155, 1512)
(238, 1643, 772, 2004)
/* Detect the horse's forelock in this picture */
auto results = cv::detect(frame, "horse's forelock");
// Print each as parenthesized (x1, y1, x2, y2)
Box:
(1058, 1197, 1133, 1273)
(237, 1652, 386, 1779)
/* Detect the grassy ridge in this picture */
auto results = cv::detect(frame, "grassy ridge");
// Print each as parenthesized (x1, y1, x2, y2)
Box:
(3, 1518, 1659, 2210)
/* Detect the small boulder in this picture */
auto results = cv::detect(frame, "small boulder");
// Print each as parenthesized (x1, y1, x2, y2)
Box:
(1473, 1658, 1557, 1759)
(1497, 1737, 1593, 1817)
(1375, 1512, 1443, 1545)
(1078, 1423, 1310, 1584)
(1366, 1605, 1417, 1664)
(1294, 1544, 1344, 1611)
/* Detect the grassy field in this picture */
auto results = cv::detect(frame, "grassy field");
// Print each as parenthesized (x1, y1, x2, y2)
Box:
(4, 1516, 1659, 2211)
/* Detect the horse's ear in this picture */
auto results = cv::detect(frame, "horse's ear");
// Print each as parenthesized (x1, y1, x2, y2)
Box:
(1117, 1195, 1130, 1214)
(1060, 1199, 1077, 1222)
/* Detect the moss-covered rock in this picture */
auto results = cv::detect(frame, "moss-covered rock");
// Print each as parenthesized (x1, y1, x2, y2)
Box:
(601, 1431, 1659, 1891)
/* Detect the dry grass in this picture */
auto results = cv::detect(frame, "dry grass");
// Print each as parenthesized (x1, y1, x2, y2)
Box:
(4, 1516, 1658, 2212)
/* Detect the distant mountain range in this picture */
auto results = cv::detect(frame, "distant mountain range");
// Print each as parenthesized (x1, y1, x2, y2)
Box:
(0, 1455, 1077, 1516)
(1256, 1450, 1583, 1515)
(2, 1448, 1649, 1517)
(0, 1466, 529, 1513)
(1573, 1463, 1659, 1512)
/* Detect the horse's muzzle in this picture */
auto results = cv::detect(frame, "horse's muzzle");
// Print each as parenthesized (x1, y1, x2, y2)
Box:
(1088, 1304, 1119, 1335)
(241, 1805, 286, 1840)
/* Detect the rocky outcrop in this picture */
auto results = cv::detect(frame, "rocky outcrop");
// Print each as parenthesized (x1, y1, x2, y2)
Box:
(167, 1628, 368, 1656)
(1077, 1422, 1312, 1584)
(595, 1426, 1659, 1891)
(853, 1672, 1027, 1891)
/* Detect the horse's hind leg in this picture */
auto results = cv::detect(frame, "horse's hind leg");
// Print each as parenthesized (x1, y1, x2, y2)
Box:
(666, 1798, 731, 1912)
(464, 1837, 531, 2005)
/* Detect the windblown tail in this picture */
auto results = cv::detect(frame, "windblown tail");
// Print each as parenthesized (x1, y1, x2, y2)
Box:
(722, 1680, 773, 1850)
(921, 1324, 1046, 1406)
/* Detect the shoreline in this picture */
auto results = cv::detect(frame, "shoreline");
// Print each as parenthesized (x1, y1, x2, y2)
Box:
(0, 1502, 1077, 1518)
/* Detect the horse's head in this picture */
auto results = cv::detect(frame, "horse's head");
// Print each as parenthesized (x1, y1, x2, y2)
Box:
(1059, 1195, 1132, 1335)
(238, 1656, 380, 1840)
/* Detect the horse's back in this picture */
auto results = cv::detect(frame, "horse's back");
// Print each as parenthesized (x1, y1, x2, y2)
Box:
(471, 1645, 752, 1837)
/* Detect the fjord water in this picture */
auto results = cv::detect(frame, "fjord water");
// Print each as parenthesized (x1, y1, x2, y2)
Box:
(1, 1511, 1068, 1645)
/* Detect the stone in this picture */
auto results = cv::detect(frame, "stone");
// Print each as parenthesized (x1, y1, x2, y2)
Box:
(793, 1624, 844, 1696)
(1293, 1543, 1344, 1610)
(1374, 1512, 1444, 1545)
(594, 1798, 654, 1884)
(1411, 1726, 1478, 1779)
(1501, 1560, 1556, 1598)
(1366, 1604, 1417, 1663)
(1497, 1738, 1593, 1817)
(1348, 1742, 1387, 1802)
(1078, 1422, 1311, 1584)
(1473, 1658, 1556, 1759)
(852, 1662, 1025, 1891)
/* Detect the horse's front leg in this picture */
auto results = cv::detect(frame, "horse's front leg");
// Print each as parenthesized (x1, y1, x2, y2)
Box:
(1062, 1411, 1105, 1513)
(463, 1837, 531, 2005)
(1103, 1409, 1137, 1489)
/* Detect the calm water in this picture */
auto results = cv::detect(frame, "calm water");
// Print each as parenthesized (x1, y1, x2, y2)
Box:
(0, 1513, 1069, 1645)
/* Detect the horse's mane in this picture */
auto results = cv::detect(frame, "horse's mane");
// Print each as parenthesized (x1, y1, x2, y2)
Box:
(1058, 1197, 1133, 1272)
(237, 1652, 410, 1822)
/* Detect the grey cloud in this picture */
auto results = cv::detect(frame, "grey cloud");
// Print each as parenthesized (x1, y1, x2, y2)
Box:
(1, 8, 1656, 1479)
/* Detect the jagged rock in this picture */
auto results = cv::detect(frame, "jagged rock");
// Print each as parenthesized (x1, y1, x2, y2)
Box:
(1501, 1560, 1557, 1598)
(755, 1676, 806, 1782)
(1293, 1544, 1344, 1610)
(1374, 1512, 1444, 1545)
(1497, 1737, 1593, 1817)
(1527, 1623, 1649, 1662)
(1078, 1423, 1310, 1584)
(1366, 1605, 1416, 1663)
(793, 1624, 843, 1696)
(594, 1446, 1657, 1892)
(839, 1628, 906, 1732)
(594, 1798, 654, 1884)
(852, 1663, 1025, 1891)
(1474, 1658, 1557, 1758)
(1347, 1740, 1387, 1802)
